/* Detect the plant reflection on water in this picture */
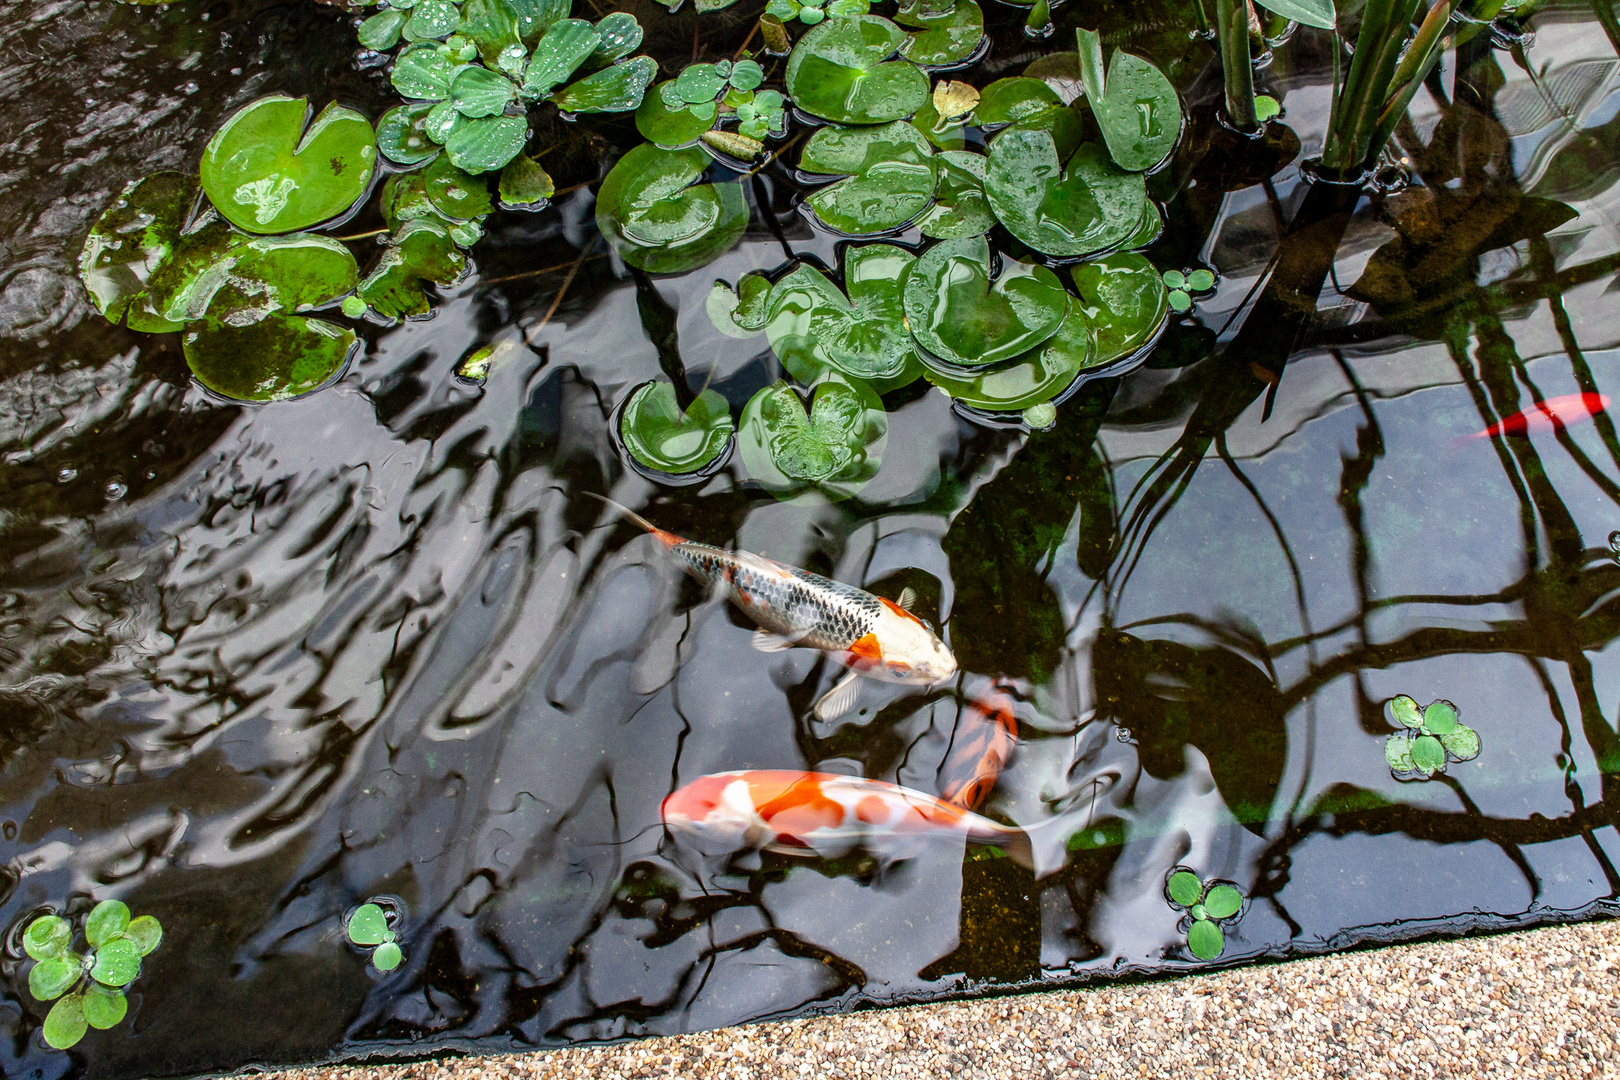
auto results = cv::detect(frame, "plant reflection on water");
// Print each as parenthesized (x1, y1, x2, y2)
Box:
(1, 0, 1620, 1076)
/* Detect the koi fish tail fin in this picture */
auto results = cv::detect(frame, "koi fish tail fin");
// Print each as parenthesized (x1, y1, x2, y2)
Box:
(583, 492, 683, 547)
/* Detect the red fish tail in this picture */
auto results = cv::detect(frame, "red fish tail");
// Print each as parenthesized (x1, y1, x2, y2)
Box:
(939, 682, 1019, 811)
(584, 492, 684, 547)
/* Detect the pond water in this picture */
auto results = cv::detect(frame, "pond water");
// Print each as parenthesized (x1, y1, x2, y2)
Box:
(3, 0, 1620, 1076)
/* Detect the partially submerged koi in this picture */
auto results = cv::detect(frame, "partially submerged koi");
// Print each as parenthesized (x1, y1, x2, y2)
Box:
(662, 770, 1065, 876)
(1465, 392, 1610, 440)
(937, 682, 1018, 812)
(589, 495, 957, 720)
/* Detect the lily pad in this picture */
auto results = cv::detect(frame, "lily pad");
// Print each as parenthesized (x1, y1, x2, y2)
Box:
(800, 120, 939, 235)
(619, 382, 735, 475)
(1077, 28, 1182, 173)
(984, 131, 1146, 258)
(766, 244, 917, 381)
(183, 313, 357, 402)
(975, 77, 1080, 147)
(43, 993, 87, 1051)
(739, 375, 887, 498)
(916, 150, 994, 239)
(359, 222, 468, 320)
(895, 0, 984, 66)
(1187, 918, 1224, 960)
(78, 171, 199, 333)
(902, 236, 1069, 367)
(200, 96, 377, 234)
(596, 143, 746, 273)
(784, 15, 930, 125)
(23, 916, 71, 962)
(1069, 252, 1168, 364)
(83, 985, 128, 1031)
(161, 231, 359, 324)
(920, 306, 1093, 412)
(637, 80, 717, 147)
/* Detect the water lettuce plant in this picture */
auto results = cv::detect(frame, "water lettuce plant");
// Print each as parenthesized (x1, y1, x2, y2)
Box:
(1385, 696, 1482, 779)
(1165, 870, 1243, 961)
(347, 902, 404, 972)
(22, 901, 162, 1050)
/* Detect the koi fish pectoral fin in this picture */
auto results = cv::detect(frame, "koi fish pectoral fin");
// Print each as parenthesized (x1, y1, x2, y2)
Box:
(813, 671, 863, 723)
(897, 586, 917, 612)
(751, 629, 800, 653)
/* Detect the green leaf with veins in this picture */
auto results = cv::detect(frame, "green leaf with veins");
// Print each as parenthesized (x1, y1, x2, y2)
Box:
(895, 0, 983, 66)
(984, 131, 1146, 258)
(1187, 918, 1224, 960)
(741, 377, 887, 492)
(86, 901, 130, 949)
(1068, 252, 1168, 364)
(393, 42, 458, 99)
(785, 15, 929, 125)
(44, 993, 88, 1050)
(1076, 28, 1181, 173)
(1251, 0, 1335, 30)
(976, 77, 1078, 145)
(1166, 870, 1203, 907)
(800, 120, 939, 234)
(359, 8, 408, 50)
(919, 306, 1093, 411)
(347, 904, 392, 946)
(1441, 726, 1481, 761)
(1385, 732, 1416, 772)
(407, 0, 460, 40)
(707, 272, 773, 337)
(444, 112, 529, 172)
(358, 222, 468, 320)
(377, 103, 441, 165)
(90, 939, 140, 988)
(595, 143, 747, 273)
(638, 80, 717, 146)
(1389, 695, 1423, 729)
(450, 65, 517, 118)
(510, 0, 571, 48)
(766, 244, 917, 381)
(902, 235, 1069, 367)
(83, 983, 128, 1031)
(199, 96, 377, 234)
(1410, 734, 1446, 776)
(29, 958, 80, 1002)
(917, 150, 995, 239)
(620, 383, 735, 474)
(551, 56, 656, 113)
(590, 12, 643, 64)
(521, 19, 600, 98)
(459, 0, 524, 66)
(499, 154, 554, 209)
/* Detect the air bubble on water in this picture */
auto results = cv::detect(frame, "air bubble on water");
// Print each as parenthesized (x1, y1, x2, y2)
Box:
(56, 467, 77, 483)
(1609, 530, 1620, 555)
(106, 480, 128, 500)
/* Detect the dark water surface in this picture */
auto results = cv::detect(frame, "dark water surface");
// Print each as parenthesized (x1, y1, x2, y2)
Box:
(4, 1, 1620, 1076)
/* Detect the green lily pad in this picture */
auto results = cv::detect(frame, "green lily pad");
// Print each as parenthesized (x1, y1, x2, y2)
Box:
(1203, 885, 1242, 920)
(895, 0, 983, 66)
(984, 131, 1146, 258)
(83, 984, 128, 1031)
(919, 306, 1093, 412)
(739, 376, 887, 498)
(183, 313, 356, 402)
(43, 992, 87, 1050)
(1077, 28, 1182, 173)
(165, 231, 359, 325)
(976, 77, 1063, 128)
(90, 938, 140, 988)
(902, 236, 1069, 367)
(707, 272, 773, 337)
(123, 916, 163, 957)
(348, 904, 391, 946)
(552, 56, 657, 113)
(595, 143, 746, 273)
(423, 154, 494, 219)
(637, 80, 718, 147)
(1411, 733, 1446, 776)
(1069, 252, 1169, 364)
(78, 171, 199, 333)
(1187, 918, 1224, 960)
(86, 901, 130, 949)
(766, 244, 917, 381)
(29, 957, 79, 1002)
(1166, 870, 1203, 907)
(377, 102, 441, 166)
(916, 150, 995, 239)
(784, 15, 930, 125)
(23, 916, 72, 962)
(499, 154, 554, 209)
(200, 96, 377, 234)
(1252, 0, 1335, 30)
(372, 941, 404, 971)
(1389, 695, 1423, 729)
(1441, 726, 1481, 761)
(1422, 699, 1460, 735)
(800, 120, 939, 235)
(444, 112, 529, 173)
(620, 382, 735, 475)
(1385, 733, 1416, 772)
(359, 222, 468, 320)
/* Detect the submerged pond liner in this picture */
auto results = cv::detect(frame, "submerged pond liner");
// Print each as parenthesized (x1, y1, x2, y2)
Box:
(4, 0, 1620, 1075)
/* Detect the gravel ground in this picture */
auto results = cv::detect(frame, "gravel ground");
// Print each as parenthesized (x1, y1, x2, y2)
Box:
(263, 919, 1619, 1080)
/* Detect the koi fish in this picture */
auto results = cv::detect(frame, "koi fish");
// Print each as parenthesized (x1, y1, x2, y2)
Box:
(1465, 393, 1610, 440)
(937, 682, 1018, 812)
(662, 770, 1064, 875)
(588, 495, 957, 720)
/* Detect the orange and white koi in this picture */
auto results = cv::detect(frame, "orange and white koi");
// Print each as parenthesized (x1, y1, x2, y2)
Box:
(662, 770, 1061, 874)
(589, 495, 957, 720)
(937, 682, 1018, 811)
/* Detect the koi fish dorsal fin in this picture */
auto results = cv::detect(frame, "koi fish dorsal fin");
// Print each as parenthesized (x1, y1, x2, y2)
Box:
(896, 587, 917, 612)
(880, 597, 927, 627)
(583, 492, 684, 547)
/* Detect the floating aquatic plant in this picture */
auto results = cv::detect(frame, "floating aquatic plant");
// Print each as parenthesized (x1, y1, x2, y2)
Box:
(1162, 267, 1218, 313)
(1165, 870, 1243, 961)
(619, 382, 735, 477)
(1384, 696, 1481, 779)
(739, 375, 887, 500)
(22, 901, 162, 1050)
(595, 144, 747, 273)
(346, 902, 404, 972)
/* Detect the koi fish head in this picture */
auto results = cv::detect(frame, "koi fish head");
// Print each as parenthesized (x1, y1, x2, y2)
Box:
(865, 599, 958, 684)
